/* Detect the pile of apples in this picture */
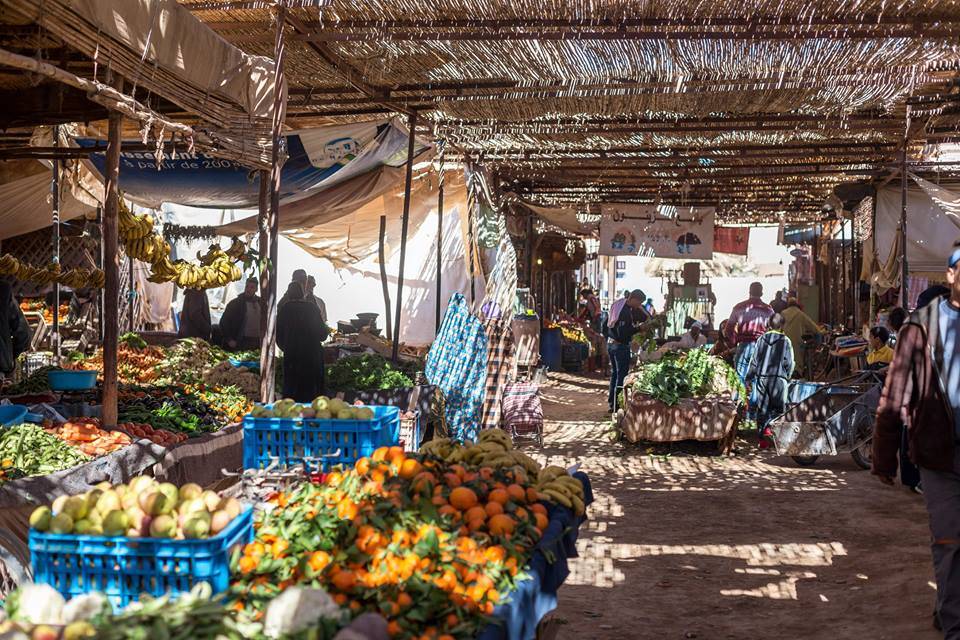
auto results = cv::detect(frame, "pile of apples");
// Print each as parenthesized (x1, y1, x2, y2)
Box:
(29, 477, 243, 540)
(249, 396, 375, 421)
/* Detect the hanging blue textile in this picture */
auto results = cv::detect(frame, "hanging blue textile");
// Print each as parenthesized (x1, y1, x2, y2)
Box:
(425, 293, 489, 442)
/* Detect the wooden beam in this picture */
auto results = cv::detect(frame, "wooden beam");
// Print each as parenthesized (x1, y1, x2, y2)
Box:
(301, 75, 946, 108)
(392, 111, 418, 362)
(259, 1, 287, 404)
(211, 16, 960, 42)
(101, 108, 122, 429)
(283, 11, 413, 117)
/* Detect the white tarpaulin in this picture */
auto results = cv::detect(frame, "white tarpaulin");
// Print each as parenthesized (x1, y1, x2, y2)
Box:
(599, 204, 715, 259)
(512, 199, 598, 236)
(3, 0, 278, 121)
(875, 180, 960, 276)
(0, 161, 99, 241)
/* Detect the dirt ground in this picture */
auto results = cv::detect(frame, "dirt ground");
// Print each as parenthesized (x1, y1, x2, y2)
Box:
(524, 372, 938, 640)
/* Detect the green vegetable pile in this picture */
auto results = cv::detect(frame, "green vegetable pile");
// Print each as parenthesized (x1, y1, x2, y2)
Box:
(0, 423, 89, 476)
(634, 348, 744, 406)
(325, 354, 418, 392)
(120, 332, 148, 350)
(2, 365, 57, 395)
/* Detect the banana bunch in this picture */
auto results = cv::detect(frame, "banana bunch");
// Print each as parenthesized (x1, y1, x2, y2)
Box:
(58, 267, 105, 289)
(118, 199, 155, 241)
(0, 254, 105, 289)
(146, 257, 179, 284)
(420, 437, 458, 460)
(535, 466, 586, 516)
(225, 236, 247, 260)
(172, 255, 242, 290)
(419, 429, 543, 479)
(124, 233, 171, 264)
(0, 254, 21, 277)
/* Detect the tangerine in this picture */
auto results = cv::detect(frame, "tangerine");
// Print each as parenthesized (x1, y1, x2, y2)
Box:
(438, 505, 462, 522)
(355, 457, 371, 475)
(526, 487, 540, 503)
(465, 506, 487, 522)
(399, 458, 423, 480)
(488, 488, 509, 505)
(488, 514, 516, 536)
(484, 501, 504, 517)
(531, 503, 548, 516)
(443, 472, 462, 488)
(534, 511, 549, 530)
(331, 570, 357, 591)
(449, 487, 479, 510)
(467, 517, 486, 532)
(371, 446, 390, 462)
(506, 484, 526, 503)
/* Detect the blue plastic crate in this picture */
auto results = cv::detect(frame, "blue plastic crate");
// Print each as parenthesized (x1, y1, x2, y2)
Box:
(29, 507, 253, 608)
(242, 405, 400, 471)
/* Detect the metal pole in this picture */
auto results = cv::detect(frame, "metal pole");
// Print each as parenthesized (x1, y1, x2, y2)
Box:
(379, 215, 392, 342)
(435, 140, 444, 334)
(869, 196, 877, 324)
(840, 216, 847, 329)
(102, 107, 123, 429)
(899, 117, 911, 309)
(392, 111, 417, 363)
(259, 2, 287, 403)
(128, 256, 135, 332)
(51, 126, 61, 362)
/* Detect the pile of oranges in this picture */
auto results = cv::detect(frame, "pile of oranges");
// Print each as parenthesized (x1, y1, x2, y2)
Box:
(230, 445, 552, 639)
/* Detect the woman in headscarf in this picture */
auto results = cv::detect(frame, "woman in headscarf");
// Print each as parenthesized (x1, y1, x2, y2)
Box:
(746, 313, 795, 436)
(276, 280, 330, 402)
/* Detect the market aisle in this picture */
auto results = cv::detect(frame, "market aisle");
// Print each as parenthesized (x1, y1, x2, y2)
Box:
(527, 372, 938, 640)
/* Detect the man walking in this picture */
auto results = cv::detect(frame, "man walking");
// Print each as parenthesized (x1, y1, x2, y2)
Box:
(725, 282, 775, 384)
(606, 289, 653, 412)
(874, 244, 960, 637)
(219, 277, 262, 351)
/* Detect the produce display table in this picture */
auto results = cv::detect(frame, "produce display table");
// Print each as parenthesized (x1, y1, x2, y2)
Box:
(151, 422, 243, 487)
(0, 440, 167, 545)
(620, 383, 738, 452)
(479, 472, 593, 640)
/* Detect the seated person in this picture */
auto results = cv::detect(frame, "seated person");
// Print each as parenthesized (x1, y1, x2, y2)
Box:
(663, 321, 708, 352)
(866, 326, 894, 369)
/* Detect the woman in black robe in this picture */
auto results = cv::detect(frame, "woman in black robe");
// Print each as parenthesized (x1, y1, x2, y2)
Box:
(276, 281, 329, 402)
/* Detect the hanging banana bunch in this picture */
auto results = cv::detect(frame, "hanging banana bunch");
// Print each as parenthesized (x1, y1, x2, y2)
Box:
(118, 197, 248, 290)
(0, 254, 105, 289)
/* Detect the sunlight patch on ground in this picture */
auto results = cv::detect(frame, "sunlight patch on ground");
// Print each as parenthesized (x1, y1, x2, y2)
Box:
(567, 538, 846, 594)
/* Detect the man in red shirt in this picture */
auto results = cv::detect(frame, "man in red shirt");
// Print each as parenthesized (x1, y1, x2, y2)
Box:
(724, 282, 775, 384)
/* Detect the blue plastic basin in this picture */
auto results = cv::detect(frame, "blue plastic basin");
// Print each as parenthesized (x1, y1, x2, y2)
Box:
(47, 370, 97, 391)
(0, 405, 27, 427)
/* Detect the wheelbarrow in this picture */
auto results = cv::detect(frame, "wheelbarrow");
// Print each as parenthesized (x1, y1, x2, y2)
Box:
(767, 375, 881, 470)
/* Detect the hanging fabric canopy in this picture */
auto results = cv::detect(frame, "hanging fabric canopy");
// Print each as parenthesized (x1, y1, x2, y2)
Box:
(82, 119, 426, 208)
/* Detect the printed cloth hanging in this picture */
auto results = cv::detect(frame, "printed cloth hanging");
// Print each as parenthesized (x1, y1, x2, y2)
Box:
(425, 293, 489, 442)
(479, 316, 515, 430)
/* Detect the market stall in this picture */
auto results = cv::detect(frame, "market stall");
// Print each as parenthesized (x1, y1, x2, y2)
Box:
(0, 426, 589, 640)
(617, 349, 744, 452)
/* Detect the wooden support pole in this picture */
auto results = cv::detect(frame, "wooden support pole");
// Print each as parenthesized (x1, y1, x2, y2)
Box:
(379, 215, 392, 342)
(392, 111, 418, 363)
(128, 257, 135, 332)
(259, 2, 287, 403)
(435, 141, 445, 334)
(102, 109, 123, 429)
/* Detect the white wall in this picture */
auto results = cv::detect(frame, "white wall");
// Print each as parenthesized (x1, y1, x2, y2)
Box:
(611, 226, 792, 323)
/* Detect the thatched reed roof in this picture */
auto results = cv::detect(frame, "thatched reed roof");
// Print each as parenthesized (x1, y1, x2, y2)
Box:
(190, 1, 960, 219)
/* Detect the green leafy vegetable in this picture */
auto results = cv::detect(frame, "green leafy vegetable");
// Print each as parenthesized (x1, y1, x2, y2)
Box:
(634, 348, 744, 406)
(325, 354, 418, 392)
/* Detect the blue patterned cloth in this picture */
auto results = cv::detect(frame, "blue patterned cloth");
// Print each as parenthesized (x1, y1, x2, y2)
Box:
(425, 294, 489, 442)
(478, 472, 594, 640)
